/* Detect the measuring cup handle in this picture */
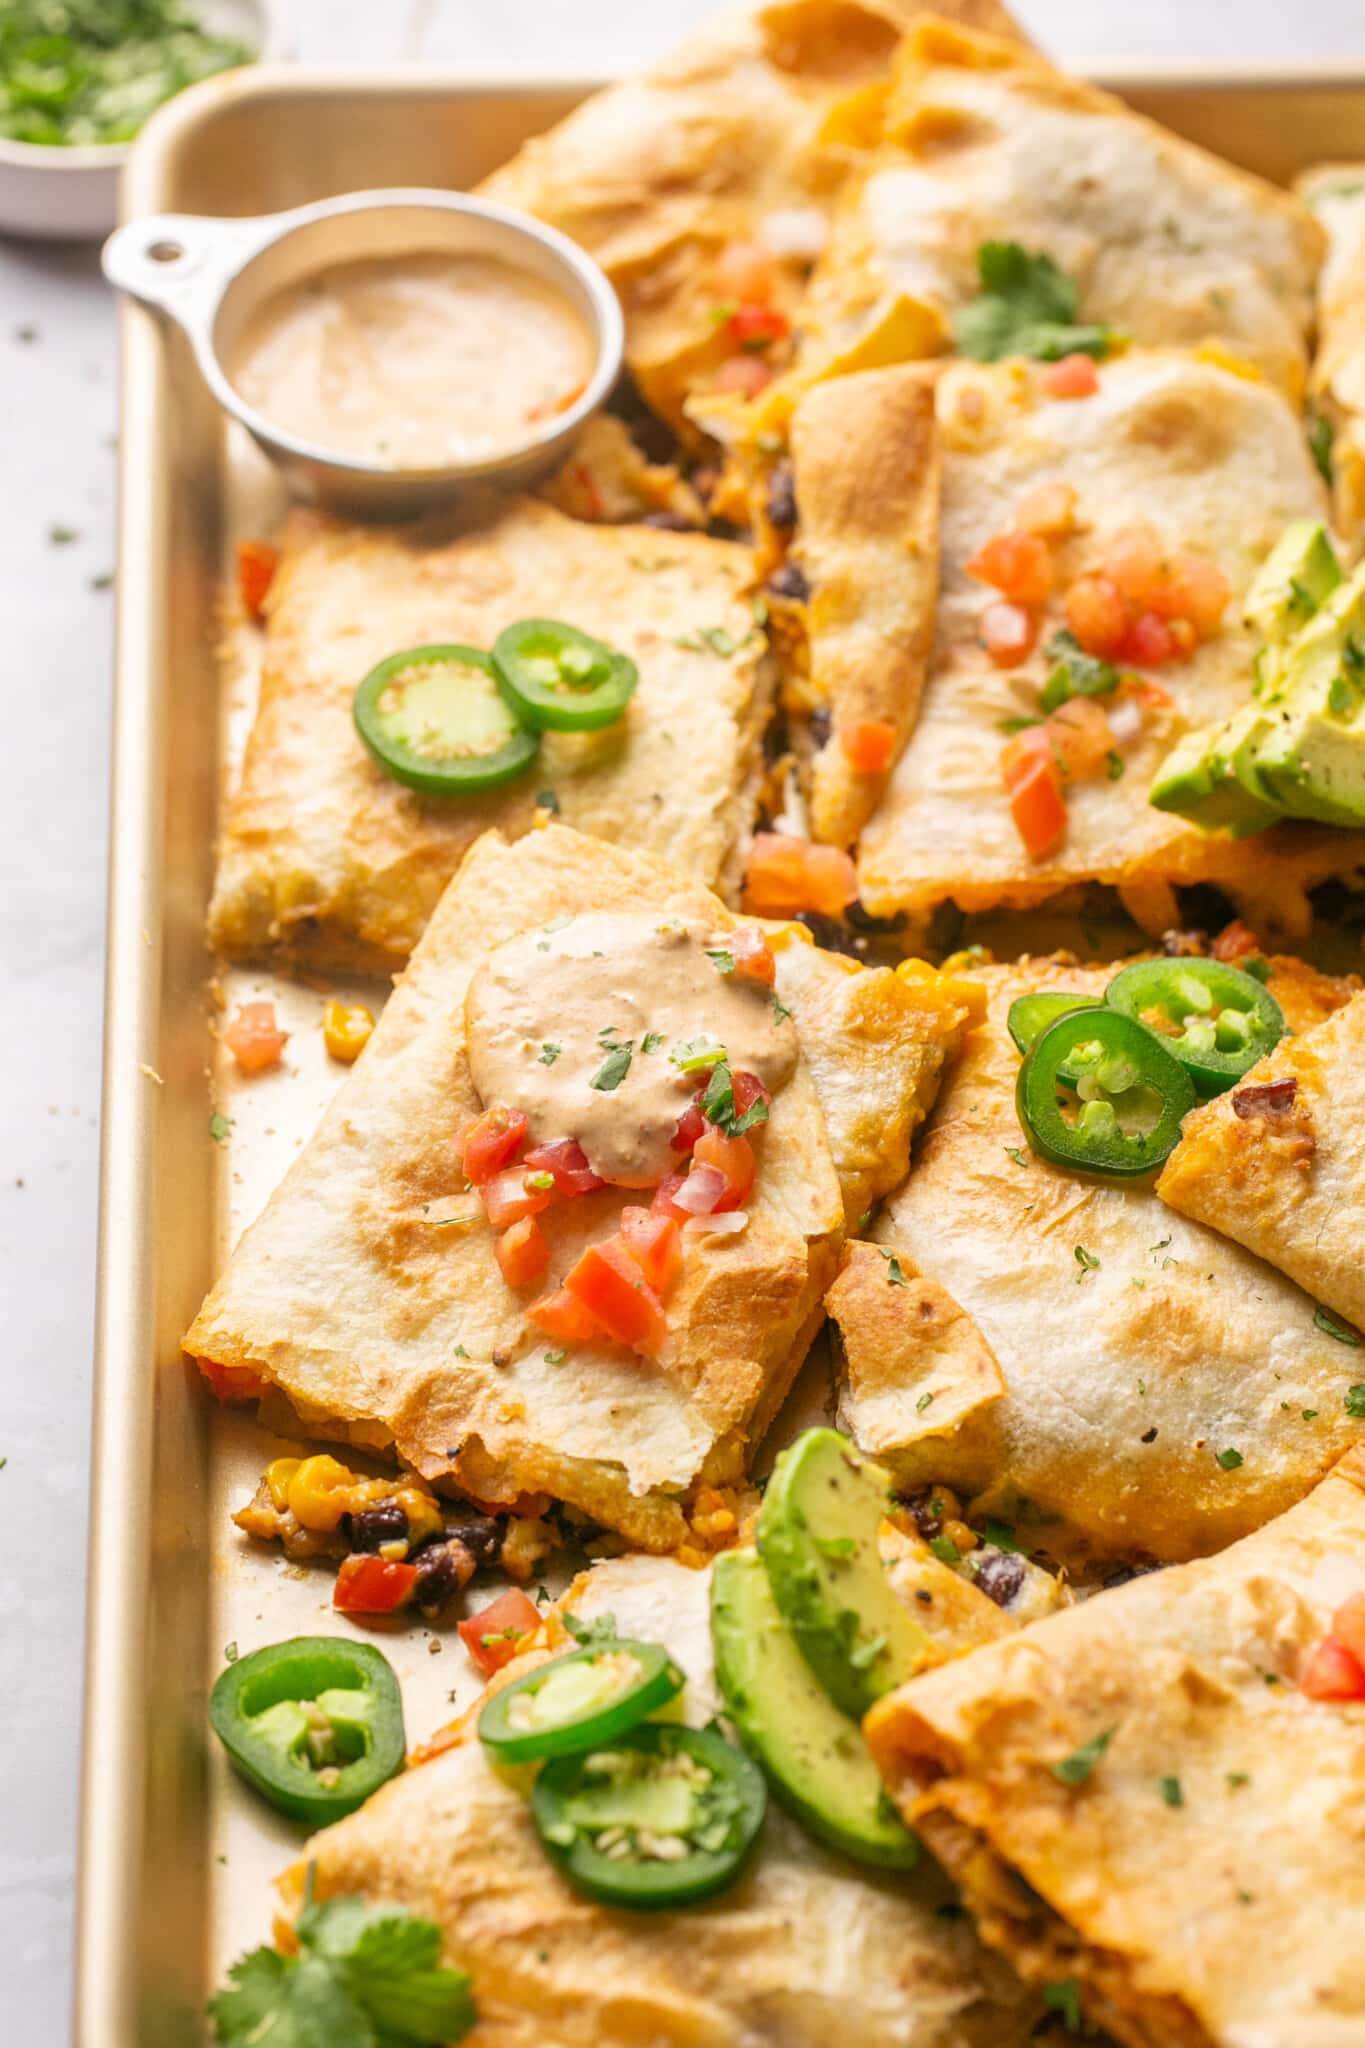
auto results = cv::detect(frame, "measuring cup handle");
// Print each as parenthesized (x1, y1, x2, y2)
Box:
(101, 212, 265, 329)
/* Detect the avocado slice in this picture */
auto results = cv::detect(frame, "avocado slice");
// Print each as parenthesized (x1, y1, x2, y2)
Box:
(1149, 714, 1280, 837)
(710, 1550, 919, 1870)
(756, 1428, 932, 1720)
(1241, 519, 1341, 697)
(1238, 563, 1365, 825)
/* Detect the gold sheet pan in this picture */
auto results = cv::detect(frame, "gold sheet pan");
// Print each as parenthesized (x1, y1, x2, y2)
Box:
(77, 55, 1365, 2048)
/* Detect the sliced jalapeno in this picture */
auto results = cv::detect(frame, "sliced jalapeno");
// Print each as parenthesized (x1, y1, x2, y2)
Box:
(1103, 958, 1285, 1099)
(354, 643, 540, 794)
(531, 1721, 766, 1909)
(1007, 991, 1104, 1082)
(1017, 1008, 1195, 1179)
(493, 618, 639, 732)
(209, 1636, 405, 1825)
(478, 1639, 685, 1765)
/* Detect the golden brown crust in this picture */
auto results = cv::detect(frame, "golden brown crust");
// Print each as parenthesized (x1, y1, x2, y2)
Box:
(209, 499, 771, 973)
(843, 957, 1365, 1564)
(1158, 989, 1365, 1336)
(865, 1448, 1365, 2048)
(280, 1553, 1043, 2048)
(1297, 165, 1365, 538)
(855, 353, 1365, 938)
(189, 828, 963, 1544)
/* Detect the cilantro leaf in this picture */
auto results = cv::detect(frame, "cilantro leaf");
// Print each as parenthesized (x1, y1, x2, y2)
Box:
(1052, 1726, 1115, 1787)
(1159, 1774, 1183, 1808)
(1040, 629, 1119, 711)
(954, 243, 1113, 364)
(771, 993, 793, 1025)
(1042, 1978, 1084, 2034)
(706, 948, 736, 975)
(670, 1035, 727, 1074)
(590, 1044, 633, 1092)
(1309, 411, 1335, 484)
(880, 1250, 908, 1287)
(1346, 1385, 1365, 1419)
(210, 1897, 474, 2048)
(700, 1057, 769, 1136)
(1215, 1446, 1244, 1471)
(538, 1043, 560, 1066)
(1074, 1244, 1100, 1280)
(209, 1110, 233, 1145)
(1315, 1304, 1362, 1346)
(563, 1610, 619, 1650)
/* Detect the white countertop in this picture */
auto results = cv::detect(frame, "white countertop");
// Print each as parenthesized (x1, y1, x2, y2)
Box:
(4, 0, 1364, 2037)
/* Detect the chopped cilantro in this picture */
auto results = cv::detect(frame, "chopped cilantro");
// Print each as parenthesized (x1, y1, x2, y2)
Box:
(1004, 1145, 1028, 1167)
(590, 1044, 633, 1092)
(954, 242, 1113, 364)
(48, 524, 80, 546)
(452, 1344, 469, 1359)
(1074, 1244, 1100, 1279)
(1052, 1726, 1115, 1787)
(535, 788, 560, 813)
(1309, 411, 1335, 484)
(543, 1349, 566, 1365)
(1159, 1774, 1183, 1808)
(208, 1891, 474, 2047)
(1041, 630, 1120, 711)
(1315, 1305, 1362, 1346)
(641, 1031, 665, 1054)
(880, 1250, 909, 1287)
(929, 1535, 960, 1563)
(981, 1519, 1023, 1553)
(674, 625, 747, 657)
(525, 1171, 555, 1192)
(1042, 1979, 1083, 2034)
(223, 1641, 239, 1664)
(1303, 1409, 1319, 1422)
(1215, 1447, 1244, 1471)
(916, 1390, 935, 1414)
(771, 993, 793, 1025)
(208, 1111, 232, 1145)
(538, 1043, 561, 1066)
(1226, 1771, 1250, 1790)
(700, 1057, 768, 1136)
(706, 948, 736, 974)
(1346, 1385, 1365, 1419)
(670, 1035, 727, 1074)
(563, 1611, 618, 1650)
(1106, 749, 1125, 781)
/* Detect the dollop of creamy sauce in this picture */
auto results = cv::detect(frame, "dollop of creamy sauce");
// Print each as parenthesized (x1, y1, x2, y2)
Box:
(229, 252, 595, 469)
(466, 911, 798, 1187)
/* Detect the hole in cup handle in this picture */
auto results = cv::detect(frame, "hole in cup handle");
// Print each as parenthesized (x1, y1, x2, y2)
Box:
(100, 212, 262, 321)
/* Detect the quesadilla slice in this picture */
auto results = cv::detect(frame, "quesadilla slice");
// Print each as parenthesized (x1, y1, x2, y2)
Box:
(853, 351, 1365, 940)
(187, 825, 972, 1549)
(826, 955, 1365, 1567)
(1297, 164, 1365, 539)
(210, 497, 772, 974)
(477, 0, 1028, 434)
(1157, 988, 1365, 1340)
(864, 1445, 1365, 2048)
(793, 15, 1322, 398)
(272, 1550, 1043, 2048)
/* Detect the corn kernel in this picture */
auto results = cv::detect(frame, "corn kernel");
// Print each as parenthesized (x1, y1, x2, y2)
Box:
(287, 1453, 362, 1533)
(322, 999, 374, 1064)
(397, 1487, 445, 1548)
(266, 1457, 302, 1512)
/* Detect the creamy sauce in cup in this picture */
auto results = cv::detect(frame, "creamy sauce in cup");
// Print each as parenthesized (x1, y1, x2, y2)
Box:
(228, 251, 596, 469)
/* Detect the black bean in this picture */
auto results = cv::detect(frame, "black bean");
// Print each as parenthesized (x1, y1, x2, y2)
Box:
(766, 560, 810, 602)
(896, 1486, 943, 1540)
(442, 1512, 502, 1568)
(346, 1502, 410, 1551)
(766, 461, 798, 532)
(806, 707, 832, 748)
(796, 910, 863, 959)
(411, 1540, 476, 1615)
(973, 1548, 1027, 1609)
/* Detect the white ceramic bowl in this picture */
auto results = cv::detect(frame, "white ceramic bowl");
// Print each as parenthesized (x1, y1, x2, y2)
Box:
(0, 0, 282, 242)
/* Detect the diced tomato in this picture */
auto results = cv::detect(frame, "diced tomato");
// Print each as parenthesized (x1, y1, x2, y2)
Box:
(619, 1207, 684, 1295)
(714, 354, 773, 398)
(964, 530, 1053, 606)
(693, 1127, 757, 1210)
(197, 1357, 264, 1405)
(224, 1001, 288, 1077)
(1152, 551, 1230, 638)
(494, 1215, 549, 1288)
(1118, 610, 1177, 668)
(480, 1167, 555, 1231)
(460, 1106, 528, 1185)
(1016, 481, 1077, 537)
(1103, 525, 1163, 607)
(652, 1169, 692, 1220)
(728, 924, 777, 987)
(981, 600, 1038, 667)
(563, 1239, 668, 1356)
(745, 832, 858, 919)
(841, 718, 898, 776)
(1065, 574, 1128, 659)
(237, 538, 279, 621)
(522, 1136, 604, 1198)
(1001, 733, 1067, 860)
(1039, 353, 1099, 399)
(1300, 1635, 1365, 1702)
(732, 1071, 773, 1123)
(1126, 675, 1174, 711)
(1330, 1592, 1365, 1668)
(671, 1095, 707, 1154)
(458, 1587, 542, 1675)
(334, 1553, 418, 1616)
(728, 302, 790, 351)
(713, 239, 780, 305)
(1211, 919, 1261, 962)
(529, 1286, 603, 1345)
(670, 1163, 728, 1216)
(1047, 697, 1114, 780)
